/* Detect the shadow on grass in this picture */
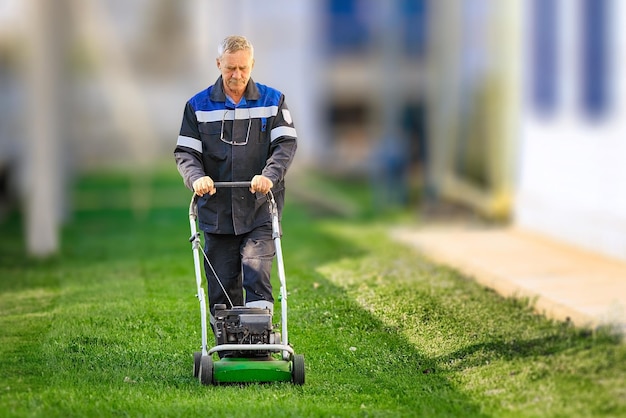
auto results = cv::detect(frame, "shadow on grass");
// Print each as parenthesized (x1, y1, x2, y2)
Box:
(430, 329, 623, 373)
(281, 198, 626, 416)
(276, 201, 492, 417)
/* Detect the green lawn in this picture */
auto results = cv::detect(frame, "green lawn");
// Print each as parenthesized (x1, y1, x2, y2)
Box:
(1, 168, 625, 417)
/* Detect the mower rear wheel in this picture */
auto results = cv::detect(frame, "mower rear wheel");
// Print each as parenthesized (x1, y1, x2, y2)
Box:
(193, 351, 202, 378)
(199, 355, 214, 385)
(292, 354, 305, 385)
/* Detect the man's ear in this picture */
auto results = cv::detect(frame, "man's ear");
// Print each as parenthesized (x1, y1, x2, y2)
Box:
(216, 58, 221, 69)
(251, 59, 255, 69)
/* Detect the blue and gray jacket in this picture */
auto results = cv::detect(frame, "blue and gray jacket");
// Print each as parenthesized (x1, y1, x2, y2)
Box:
(174, 76, 297, 235)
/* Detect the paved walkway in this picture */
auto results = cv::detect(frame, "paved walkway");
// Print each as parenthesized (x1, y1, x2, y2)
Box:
(392, 226, 626, 335)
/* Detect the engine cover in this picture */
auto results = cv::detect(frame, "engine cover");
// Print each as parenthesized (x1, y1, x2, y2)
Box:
(213, 305, 280, 357)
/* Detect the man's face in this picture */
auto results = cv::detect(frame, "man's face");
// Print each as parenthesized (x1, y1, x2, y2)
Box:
(216, 49, 254, 97)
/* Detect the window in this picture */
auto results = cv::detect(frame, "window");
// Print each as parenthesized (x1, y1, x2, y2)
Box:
(580, 0, 610, 118)
(400, 0, 428, 58)
(531, 0, 559, 115)
(324, 0, 372, 56)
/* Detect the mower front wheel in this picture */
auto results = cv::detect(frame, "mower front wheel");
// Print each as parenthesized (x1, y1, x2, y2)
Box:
(292, 354, 305, 385)
(199, 355, 214, 385)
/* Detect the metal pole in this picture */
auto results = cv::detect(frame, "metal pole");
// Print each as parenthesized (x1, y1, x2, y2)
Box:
(24, 0, 66, 256)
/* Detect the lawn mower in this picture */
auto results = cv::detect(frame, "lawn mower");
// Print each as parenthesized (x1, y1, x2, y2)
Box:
(187, 181, 305, 385)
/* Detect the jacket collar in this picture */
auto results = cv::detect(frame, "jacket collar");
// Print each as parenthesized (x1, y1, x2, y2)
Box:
(210, 76, 260, 104)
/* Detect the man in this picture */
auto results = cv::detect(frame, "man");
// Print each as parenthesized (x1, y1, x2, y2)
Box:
(174, 35, 297, 327)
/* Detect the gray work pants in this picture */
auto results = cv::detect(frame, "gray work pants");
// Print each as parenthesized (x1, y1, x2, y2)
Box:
(203, 224, 275, 323)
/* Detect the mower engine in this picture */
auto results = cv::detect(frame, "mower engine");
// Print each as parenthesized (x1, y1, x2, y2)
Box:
(213, 305, 281, 358)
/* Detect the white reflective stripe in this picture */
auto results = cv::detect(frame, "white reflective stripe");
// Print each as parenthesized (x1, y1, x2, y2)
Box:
(176, 135, 202, 152)
(195, 109, 224, 123)
(234, 108, 246, 120)
(249, 106, 278, 119)
(246, 300, 274, 314)
(196, 105, 278, 122)
(270, 126, 297, 142)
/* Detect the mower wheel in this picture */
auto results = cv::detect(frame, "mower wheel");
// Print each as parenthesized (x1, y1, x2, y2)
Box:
(292, 354, 305, 385)
(199, 355, 214, 385)
(193, 351, 202, 378)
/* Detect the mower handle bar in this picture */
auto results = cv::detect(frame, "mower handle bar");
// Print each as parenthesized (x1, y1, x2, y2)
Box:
(213, 181, 252, 188)
(189, 181, 275, 218)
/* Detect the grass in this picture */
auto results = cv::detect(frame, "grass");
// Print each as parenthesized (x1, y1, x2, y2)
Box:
(1, 167, 625, 417)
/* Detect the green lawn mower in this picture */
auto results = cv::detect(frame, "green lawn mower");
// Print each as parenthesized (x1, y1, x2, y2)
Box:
(187, 182, 305, 385)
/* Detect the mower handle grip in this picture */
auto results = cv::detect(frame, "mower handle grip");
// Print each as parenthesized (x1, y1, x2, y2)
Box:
(213, 181, 252, 188)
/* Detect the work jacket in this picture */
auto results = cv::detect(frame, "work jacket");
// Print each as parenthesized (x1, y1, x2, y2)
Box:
(174, 77, 297, 235)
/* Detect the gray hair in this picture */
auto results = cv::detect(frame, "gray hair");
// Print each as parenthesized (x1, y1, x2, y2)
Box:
(217, 35, 254, 58)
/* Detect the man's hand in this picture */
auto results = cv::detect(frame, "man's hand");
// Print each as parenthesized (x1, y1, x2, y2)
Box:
(250, 175, 273, 194)
(192, 176, 216, 196)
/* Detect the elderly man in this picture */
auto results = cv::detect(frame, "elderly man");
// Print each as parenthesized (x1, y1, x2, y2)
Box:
(174, 35, 297, 328)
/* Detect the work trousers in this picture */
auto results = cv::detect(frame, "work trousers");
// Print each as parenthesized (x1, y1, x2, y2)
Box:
(203, 224, 275, 323)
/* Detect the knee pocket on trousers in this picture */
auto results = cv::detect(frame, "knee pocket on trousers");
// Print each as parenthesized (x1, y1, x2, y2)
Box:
(241, 238, 275, 260)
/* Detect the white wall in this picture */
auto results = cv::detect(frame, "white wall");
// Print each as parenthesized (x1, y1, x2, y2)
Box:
(515, 0, 626, 261)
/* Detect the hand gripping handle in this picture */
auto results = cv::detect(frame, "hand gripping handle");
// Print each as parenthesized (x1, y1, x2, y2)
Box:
(189, 181, 254, 218)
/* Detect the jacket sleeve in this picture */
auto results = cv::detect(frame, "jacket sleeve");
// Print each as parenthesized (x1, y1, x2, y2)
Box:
(262, 95, 298, 184)
(174, 102, 206, 191)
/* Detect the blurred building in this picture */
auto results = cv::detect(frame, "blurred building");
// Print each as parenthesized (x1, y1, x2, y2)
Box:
(428, 0, 626, 263)
(317, 0, 429, 178)
(1, 0, 625, 263)
(0, 0, 423, 254)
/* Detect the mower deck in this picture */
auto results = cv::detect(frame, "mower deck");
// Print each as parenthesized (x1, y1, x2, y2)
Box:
(213, 358, 293, 383)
